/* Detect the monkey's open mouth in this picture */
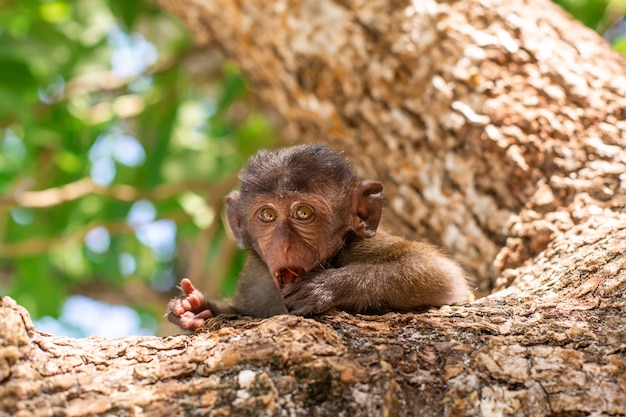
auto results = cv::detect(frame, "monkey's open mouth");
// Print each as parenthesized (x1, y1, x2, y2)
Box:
(274, 267, 306, 288)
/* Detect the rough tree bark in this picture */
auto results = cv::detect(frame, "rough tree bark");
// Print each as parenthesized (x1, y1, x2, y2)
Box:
(2, 0, 625, 416)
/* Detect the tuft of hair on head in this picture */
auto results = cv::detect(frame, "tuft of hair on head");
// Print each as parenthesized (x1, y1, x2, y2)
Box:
(239, 144, 355, 197)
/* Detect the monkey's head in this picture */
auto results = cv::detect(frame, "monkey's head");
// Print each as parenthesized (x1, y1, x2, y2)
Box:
(225, 144, 383, 291)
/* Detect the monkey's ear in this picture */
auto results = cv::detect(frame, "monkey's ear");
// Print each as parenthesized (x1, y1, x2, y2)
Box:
(353, 180, 383, 238)
(225, 191, 247, 248)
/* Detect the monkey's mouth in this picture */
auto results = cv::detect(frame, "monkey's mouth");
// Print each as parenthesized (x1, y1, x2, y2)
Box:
(274, 267, 306, 289)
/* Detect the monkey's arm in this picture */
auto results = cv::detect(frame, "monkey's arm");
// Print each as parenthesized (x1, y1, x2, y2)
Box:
(168, 253, 287, 330)
(283, 233, 471, 316)
(231, 252, 289, 317)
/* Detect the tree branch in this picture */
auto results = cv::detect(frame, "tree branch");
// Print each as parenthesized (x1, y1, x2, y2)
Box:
(0, 211, 191, 258)
(0, 177, 234, 208)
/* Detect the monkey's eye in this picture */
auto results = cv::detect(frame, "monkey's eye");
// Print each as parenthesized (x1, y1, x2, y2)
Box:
(259, 207, 278, 223)
(294, 205, 314, 220)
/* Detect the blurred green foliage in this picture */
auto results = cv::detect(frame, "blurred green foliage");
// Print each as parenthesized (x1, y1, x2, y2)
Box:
(0, 0, 276, 334)
(554, 0, 611, 28)
(554, 0, 626, 42)
(0, 0, 624, 336)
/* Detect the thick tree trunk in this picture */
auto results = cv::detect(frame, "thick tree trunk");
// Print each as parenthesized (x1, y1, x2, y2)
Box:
(154, 0, 626, 294)
(2, 0, 625, 415)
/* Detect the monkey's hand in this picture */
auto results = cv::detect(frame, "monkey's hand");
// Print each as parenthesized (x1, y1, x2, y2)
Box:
(282, 272, 338, 316)
(167, 278, 213, 330)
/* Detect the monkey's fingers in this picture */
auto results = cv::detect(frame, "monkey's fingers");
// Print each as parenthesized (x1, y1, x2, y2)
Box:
(167, 310, 212, 330)
(180, 310, 213, 330)
(283, 277, 336, 316)
(180, 278, 196, 295)
(283, 287, 319, 316)
(172, 279, 210, 314)
(168, 299, 186, 316)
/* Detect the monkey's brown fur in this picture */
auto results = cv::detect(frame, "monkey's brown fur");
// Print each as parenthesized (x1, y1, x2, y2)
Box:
(168, 144, 471, 330)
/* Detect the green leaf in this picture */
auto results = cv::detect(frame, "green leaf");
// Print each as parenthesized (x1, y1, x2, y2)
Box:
(14, 256, 66, 318)
(613, 36, 626, 56)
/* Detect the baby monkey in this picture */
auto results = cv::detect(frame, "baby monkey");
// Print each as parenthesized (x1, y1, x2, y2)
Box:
(168, 144, 470, 330)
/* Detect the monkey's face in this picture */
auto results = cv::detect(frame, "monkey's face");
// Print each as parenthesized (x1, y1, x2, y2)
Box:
(226, 145, 383, 292)
(245, 193, 350, 291)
